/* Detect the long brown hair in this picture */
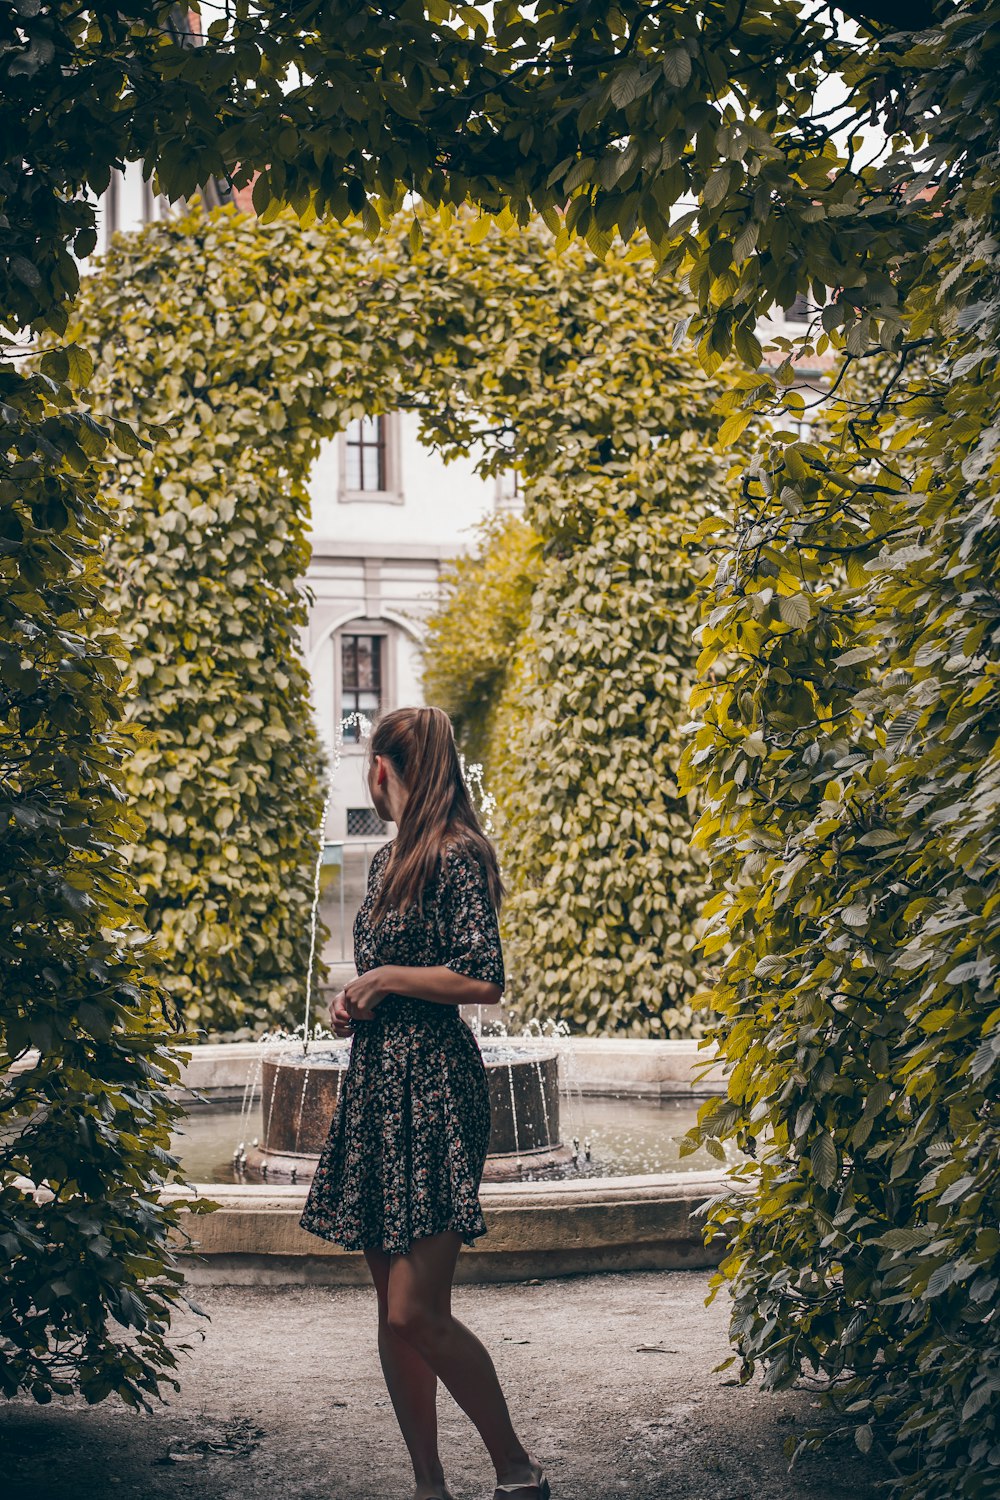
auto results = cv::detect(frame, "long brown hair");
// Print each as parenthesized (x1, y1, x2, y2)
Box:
(366, 705, 504, 923)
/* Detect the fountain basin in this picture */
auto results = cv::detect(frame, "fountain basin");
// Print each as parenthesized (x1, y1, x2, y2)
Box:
(161, 1035, 739, 1284)
(241, 1044, 569, 1183)
(175, 1034, 727, 1099)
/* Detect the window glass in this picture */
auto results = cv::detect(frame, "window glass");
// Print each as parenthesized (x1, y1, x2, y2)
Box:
(347, 807, 387, 837)
(340, 633, 383, 741)
(345, 415, 386, 491)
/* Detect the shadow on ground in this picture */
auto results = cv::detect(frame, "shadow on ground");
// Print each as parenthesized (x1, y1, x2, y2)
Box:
(0, 1270, 892, 1500)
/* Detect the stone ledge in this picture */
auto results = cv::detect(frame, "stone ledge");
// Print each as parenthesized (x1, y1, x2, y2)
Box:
(162, 1169, 732, 1284)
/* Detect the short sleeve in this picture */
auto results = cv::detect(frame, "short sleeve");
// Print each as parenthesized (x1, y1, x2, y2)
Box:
(437, 843, 505, 990)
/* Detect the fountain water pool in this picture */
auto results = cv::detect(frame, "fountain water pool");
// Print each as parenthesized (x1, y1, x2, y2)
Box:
(171, 1086, 717, 1184)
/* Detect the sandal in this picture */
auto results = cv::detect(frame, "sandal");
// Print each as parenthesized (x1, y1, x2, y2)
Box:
(493, 1457, 551, 1499)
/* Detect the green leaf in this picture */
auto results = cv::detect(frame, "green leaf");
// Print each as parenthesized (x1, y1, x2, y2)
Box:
(662, 49, 692, 88)
(611, 67, 641, 108)
(778, 593, 811, 629)
(65, 345, 94, 386)
(718, 411, 752, 445)
(811, 1133, 838, 1188)
(877, 1228, 934, 1251)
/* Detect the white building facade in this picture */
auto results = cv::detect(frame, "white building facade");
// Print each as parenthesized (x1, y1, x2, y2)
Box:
(303, 412, 520, 845)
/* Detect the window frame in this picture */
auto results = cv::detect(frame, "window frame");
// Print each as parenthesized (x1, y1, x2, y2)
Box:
(334, 621, 392, 751)
(338, 412, 403, 504)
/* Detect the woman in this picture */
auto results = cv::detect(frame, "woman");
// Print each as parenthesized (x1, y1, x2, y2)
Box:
(299, 706, 550, 1500)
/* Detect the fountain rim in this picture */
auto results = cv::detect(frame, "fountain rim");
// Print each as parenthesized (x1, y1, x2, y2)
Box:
(171, 1034, 725, 1062)
(156, 1038, 738, 1280)
(163, 1164, 736, 1210)
(256, 1040, 566, 1065)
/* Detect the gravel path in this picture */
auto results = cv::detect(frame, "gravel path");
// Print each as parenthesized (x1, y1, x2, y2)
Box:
(0, 1270, 891, 1500)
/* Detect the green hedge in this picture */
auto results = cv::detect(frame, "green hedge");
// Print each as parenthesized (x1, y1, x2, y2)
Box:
(0, 359, 211, 1406)
(75, 207, 735, 1039)
(425, 490, 718, 1036)
(678, 12, 1000, 1492)
(416, 237, 740, 1035)
(422, 513, 541, 771)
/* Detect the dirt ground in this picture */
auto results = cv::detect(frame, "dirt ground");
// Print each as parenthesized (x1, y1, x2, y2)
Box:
(0, 1269, 892, 1500)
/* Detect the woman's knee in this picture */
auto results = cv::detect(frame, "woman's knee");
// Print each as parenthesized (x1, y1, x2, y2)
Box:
(385, 1298, 450, 1349)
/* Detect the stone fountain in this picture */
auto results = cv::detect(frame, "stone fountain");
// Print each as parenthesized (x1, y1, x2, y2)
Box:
(240, 1040, 573, 1184)
(162, 1032, 732, 1284)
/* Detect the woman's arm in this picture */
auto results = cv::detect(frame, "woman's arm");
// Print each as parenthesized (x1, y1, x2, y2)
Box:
(345, 964, 501, 1016)
(390, 964, 502, 1007)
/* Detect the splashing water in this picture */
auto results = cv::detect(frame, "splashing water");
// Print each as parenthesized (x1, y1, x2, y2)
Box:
(301, 710, 372, 1056)
(458, 751, 498, 836)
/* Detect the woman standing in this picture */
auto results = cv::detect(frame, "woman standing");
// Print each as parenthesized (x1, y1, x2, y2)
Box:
(299, 706, 550, 1500)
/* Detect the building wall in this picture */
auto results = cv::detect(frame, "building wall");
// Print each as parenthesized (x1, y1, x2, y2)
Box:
(303, 411, 515, 845)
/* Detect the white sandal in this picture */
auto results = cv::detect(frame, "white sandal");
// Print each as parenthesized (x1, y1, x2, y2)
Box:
(493, 1458, 551, 1499)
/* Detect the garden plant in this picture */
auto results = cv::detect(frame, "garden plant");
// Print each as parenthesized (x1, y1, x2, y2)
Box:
(77, 207, 729, 1039)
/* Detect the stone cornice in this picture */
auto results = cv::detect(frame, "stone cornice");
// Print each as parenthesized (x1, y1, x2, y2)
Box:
(307, 538, 469, 563)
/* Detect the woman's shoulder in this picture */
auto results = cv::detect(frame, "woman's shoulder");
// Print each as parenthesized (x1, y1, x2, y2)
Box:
(438, 831, 482, 868)
(436, 832, 496, 892)
(371, 839, 394, 872)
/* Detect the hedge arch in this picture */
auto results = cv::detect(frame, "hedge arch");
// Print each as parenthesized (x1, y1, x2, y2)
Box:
(76, 205, 735, 1037)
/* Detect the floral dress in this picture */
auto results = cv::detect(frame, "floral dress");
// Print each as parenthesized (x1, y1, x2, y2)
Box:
(298, 837, 504, 1256)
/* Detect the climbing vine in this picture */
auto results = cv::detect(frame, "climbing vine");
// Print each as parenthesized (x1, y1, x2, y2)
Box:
(75, 206, 734, 1038)
(678, 12, 1000, 1494)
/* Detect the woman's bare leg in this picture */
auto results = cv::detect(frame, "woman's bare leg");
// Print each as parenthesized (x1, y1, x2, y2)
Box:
(385, 1230, 537, 1488)
(363, 1246, 450, 1494)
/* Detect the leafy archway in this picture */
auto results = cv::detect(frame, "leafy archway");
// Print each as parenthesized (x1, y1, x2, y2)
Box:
(76, 204, 735, 1037)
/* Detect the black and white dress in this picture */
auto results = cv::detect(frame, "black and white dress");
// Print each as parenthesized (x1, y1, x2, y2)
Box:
(298, 837, 503, 1256)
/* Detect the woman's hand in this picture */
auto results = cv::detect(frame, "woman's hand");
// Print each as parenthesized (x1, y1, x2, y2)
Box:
(343, 967, 393, 1020)
(328, 988, 354, 1038)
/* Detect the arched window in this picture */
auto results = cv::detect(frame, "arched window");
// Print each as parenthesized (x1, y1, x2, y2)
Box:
(338, 630, 384, 742)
